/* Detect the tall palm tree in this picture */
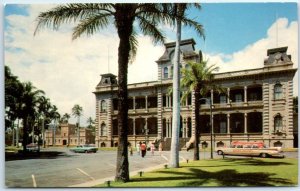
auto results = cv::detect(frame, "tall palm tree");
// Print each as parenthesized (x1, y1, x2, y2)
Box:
(62, 113, 71, 124)
(72, 104, 83, 145)
(168, 3, 204, 168)
(34, 3, 201, 182)
(181, 60, 219, 160)
(19, 82, 45, 152)
(86, 117, 94, 128)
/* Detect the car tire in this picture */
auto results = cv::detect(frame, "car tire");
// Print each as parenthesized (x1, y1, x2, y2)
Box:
(217, 150, 223, 155)
(85, 150, 88, 153)
(260, 153, 267, 158)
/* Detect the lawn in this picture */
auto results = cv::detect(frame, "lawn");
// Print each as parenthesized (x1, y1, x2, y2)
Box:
(96, 158, 298, 187)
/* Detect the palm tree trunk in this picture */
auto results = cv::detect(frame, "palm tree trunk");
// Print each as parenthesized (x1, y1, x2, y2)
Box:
(194, 89, 201, 160)
(22, 116, 28, 153)
(170, 17, 181, 168)
(115, 8, 134, 182)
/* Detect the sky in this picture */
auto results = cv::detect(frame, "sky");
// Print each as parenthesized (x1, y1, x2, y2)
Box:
(3, 1, 298, 126)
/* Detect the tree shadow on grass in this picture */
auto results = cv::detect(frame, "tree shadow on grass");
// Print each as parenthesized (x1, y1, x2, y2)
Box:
(221, 158, 293, 166)
(131, 168, 294, 187)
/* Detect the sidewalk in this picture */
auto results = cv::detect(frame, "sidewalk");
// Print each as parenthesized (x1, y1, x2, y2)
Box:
(69, 159, 169, 187)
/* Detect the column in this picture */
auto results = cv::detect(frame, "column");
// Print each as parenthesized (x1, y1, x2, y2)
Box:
(133, 118, 136, 135)
(227, 88, 231, 105)
(182, 118, 186, 138)
(244, 86, 248, 104)
(211, 89, 214, 105)
(145, 96, 148, 111)
(227, 113, 230, 134)
(166, 96, 169, 107)
(244, 113, 247, 133)
(133, 96, 136, 110)
(169, 96, 172, 107)
(166, 120, 170, 137)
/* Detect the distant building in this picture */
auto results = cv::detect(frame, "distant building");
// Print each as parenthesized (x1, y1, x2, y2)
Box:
(94, 39, 297, 149)
(45, 123, 95, 146)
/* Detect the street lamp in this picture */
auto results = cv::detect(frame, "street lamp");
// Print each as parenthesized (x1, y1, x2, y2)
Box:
(199, 98, 213, 159)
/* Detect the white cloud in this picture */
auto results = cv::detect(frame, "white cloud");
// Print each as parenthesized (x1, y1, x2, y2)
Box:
(5, 5, 164, 126)
(205, 18, 298, 96)
(5, 5, 298, 128)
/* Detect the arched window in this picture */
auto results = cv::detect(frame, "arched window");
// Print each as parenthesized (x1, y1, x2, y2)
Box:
(274, 114, 283, 131)
(274, 83, 283, 100)
(100, 100, 107, 112)
(100, 123, 107, 136)
(163, 67, 168, 79)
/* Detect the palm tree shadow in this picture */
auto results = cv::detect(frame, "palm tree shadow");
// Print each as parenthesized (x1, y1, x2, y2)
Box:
(221, 158, 293, 166)
(131, 168, 294, 187)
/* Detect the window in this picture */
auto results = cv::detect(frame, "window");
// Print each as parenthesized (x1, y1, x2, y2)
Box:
(220, 95, 227, 104)
(220, 122, 226, 133)
(100, 123, 107, 136)
(274, 114, 283, 131)
(249, 93, 257, 101)
(274, 83, 283, 100)
(235, 94, 242, 102)
(101, 100, 107, 112)
(163, 67, 168, 79)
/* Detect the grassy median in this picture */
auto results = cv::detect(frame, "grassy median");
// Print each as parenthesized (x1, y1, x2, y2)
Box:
(96, 158, 298, 187)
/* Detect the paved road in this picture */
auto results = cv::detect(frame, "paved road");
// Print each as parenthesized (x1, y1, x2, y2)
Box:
(5, 148, 298, 188)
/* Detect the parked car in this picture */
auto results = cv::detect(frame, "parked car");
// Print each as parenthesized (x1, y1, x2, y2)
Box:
(70, 144, 98, 153)
(26, 143, 39, 152)
(216, 141, 284, 158)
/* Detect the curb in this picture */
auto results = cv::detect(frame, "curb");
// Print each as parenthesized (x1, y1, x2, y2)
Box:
(68, 162, 167, 187)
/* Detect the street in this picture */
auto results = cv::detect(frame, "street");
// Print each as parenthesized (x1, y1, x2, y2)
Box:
(5, 147, 298, 188)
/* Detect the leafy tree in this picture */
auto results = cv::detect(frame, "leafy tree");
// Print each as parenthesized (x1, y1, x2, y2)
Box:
(180, 60, 220, 160)
(168, 3, 204, 168)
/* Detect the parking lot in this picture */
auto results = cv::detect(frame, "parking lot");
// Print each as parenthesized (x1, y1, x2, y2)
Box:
(5, 147, 298, 187)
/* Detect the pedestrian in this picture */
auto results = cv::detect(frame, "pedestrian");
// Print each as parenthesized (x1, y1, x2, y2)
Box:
(129, 144, 133, 156)
(150, 142, 155, 155)
(140, 142, 147, 158)
(136, 142, 141, 155)
(158, 142, 163, 155)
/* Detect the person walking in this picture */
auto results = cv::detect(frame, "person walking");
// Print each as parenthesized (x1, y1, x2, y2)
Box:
(129, 144, 133, 156)
(140, 142, 147, 158)
(150, 142, 155, 156)
(136, 142, 141, 155)
(159, 142, 163, 155)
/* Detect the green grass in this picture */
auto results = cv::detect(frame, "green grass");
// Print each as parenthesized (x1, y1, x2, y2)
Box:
(96, 158, 298, 187)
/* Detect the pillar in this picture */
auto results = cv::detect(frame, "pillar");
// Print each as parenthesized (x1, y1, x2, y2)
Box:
(244, 86, 248, 105)
(244, 113, 247, 133)
(133, 118, 136, 135)
(227, 88, 231, 105)
(133, 96, 136, 110)
(145, 96, 148, 111)
(211, 89, 214, 105)
(227, 113, 230, 134)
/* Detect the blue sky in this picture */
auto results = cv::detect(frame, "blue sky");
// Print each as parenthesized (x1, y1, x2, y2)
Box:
(4, 2, 298, 125)
(181, 3, 298, 54)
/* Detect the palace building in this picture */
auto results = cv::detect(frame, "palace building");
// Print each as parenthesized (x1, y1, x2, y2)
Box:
(93, 39, 297, 149)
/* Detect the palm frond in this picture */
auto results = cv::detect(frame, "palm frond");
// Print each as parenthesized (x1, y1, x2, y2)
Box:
(136, 15, 165, 45)
(129, 30, 138, 64)
(34, 3, 114, 36)
(72, 13, 111, 40)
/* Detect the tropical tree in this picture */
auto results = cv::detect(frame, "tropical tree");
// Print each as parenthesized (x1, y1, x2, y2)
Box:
(62, 113, 71, 123)
(168, 3, 205, 168)
(34, 3, 203, 182)
(72, 104, 83, 145)
(19, 82, 45, 152)
(86, 117, 94, 128)
(180, 60, 220, 160)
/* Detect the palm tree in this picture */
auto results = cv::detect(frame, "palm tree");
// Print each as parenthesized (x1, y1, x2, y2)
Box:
(181, 60, 219, 160)
(62, 113, 71, 124)
(19, 82, 45, 152)
(72, 104, 83, 146)
(86, 117, 94, 128)
(168, 3, 205, 168)
(34, 3, 202, 182)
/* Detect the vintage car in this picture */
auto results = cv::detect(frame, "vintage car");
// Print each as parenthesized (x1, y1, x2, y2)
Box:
(216, 141, 284, 158)
(26, 143, 39, 152)
(70, 144, 98, 153)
